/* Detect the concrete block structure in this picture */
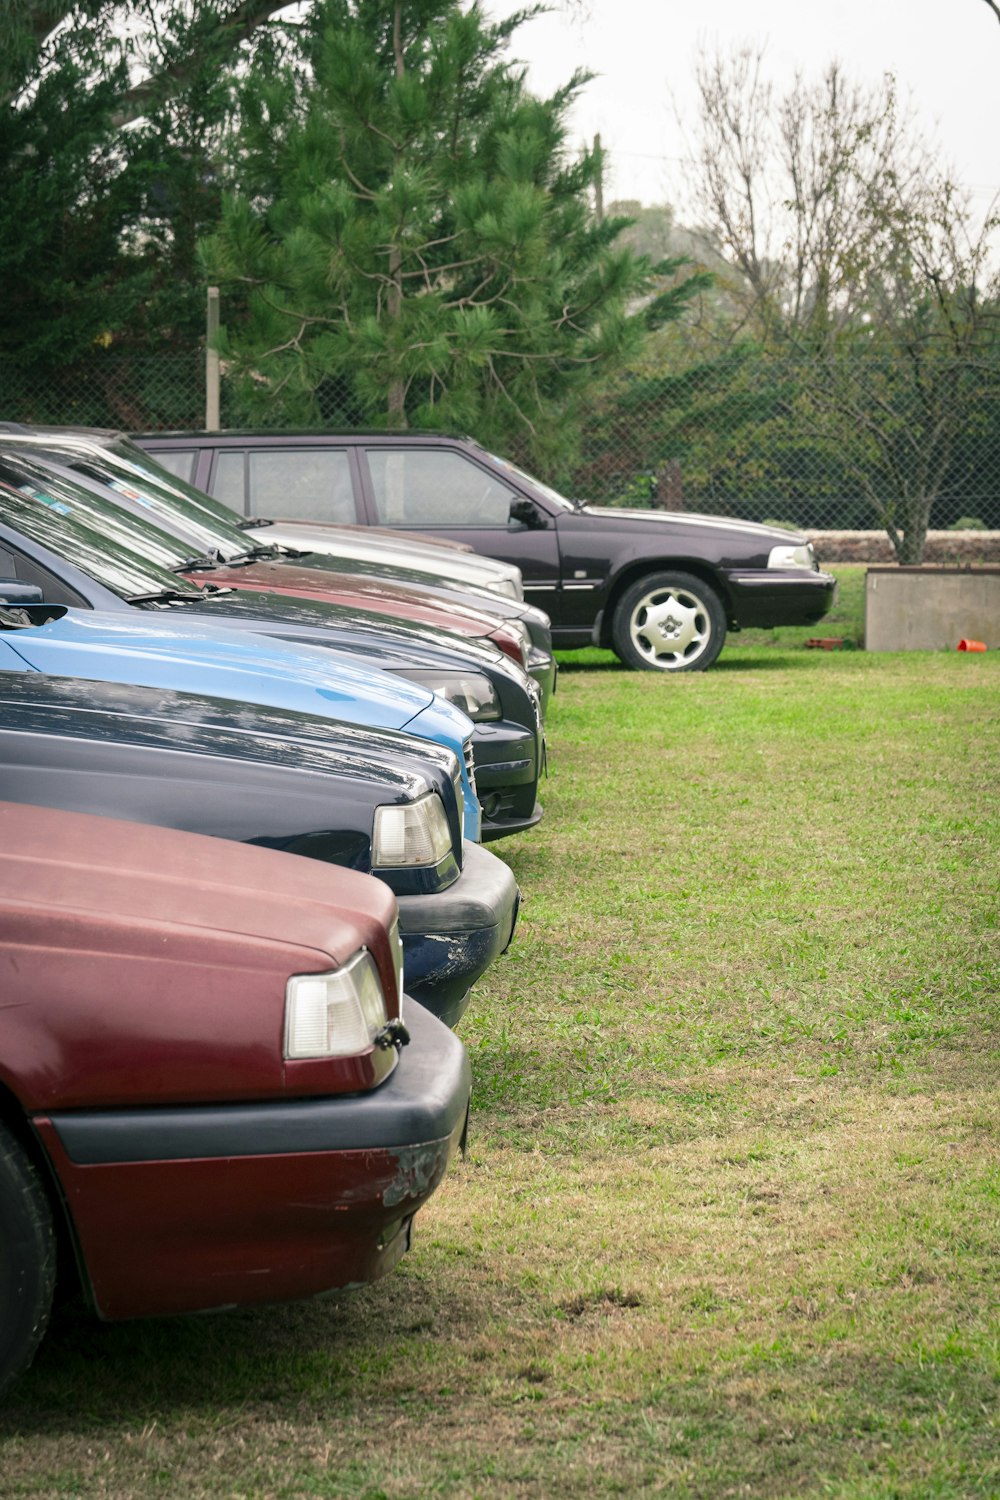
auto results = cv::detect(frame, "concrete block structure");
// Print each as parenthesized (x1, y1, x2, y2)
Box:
(865, 567, 1000, 651)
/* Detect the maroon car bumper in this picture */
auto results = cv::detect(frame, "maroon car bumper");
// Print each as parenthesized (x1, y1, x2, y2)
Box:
(34, 1003, 470, 1320)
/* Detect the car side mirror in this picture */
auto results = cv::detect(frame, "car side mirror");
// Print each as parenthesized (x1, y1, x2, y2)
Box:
(0, 579, 44, 605)
(509, 497, 546, 530)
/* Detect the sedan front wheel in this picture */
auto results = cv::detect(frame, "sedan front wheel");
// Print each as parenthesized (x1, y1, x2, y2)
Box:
(611, 571, 727, 672)
(0, 1123, 56, 1399)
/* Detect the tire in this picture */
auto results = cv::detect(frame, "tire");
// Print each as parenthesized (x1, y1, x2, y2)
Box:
(0, 1123, 56, 1399)
(611, 571, 727, 672)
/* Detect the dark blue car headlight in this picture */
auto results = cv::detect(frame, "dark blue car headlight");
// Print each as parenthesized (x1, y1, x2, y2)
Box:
(398, 668, 502, 722)
(372, 792, 454, 868)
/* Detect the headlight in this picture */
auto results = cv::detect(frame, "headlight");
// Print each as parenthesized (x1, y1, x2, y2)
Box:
(488, 578, 521, 600)
(401, 668, 502, 721)
(284, 949, 388, 1059)
(490, 620, 530, 669)
(768, 542, 816, 570)
(373, 792, 453, 867)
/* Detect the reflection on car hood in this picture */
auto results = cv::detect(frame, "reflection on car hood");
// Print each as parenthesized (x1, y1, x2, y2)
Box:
(579, 505, 807, 545)
(0, 671, 453, 798)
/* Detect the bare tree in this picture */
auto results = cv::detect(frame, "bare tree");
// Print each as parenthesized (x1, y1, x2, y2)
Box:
(688, 47, 1000, 562)
(691, 48, 929, 346)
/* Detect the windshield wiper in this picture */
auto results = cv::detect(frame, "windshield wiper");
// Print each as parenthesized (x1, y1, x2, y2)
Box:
(173, 551, 226, 573)
(126, 586, 233, 606)
(239, 543, 301, 562)
(176, 544, 306, 569)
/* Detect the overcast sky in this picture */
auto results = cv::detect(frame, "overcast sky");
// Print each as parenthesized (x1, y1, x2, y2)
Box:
(489, 0, 1000, 217)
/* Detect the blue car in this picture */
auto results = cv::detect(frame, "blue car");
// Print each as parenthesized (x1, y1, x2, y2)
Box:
(0, 602, 481, 842)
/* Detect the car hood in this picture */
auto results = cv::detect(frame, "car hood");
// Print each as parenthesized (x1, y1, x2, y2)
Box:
(191, 558, 505, 639)
(248, 519, 522, 591)
(0, 799, 400, 1111)
(0, 670, 454, 799)
(577, 504, 808, 548)
(0, 608, 481, 841)
(180, 586, 507, 671)
(0, 607, 443, 728)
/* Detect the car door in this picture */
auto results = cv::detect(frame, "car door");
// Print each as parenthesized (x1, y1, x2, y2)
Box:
(356, 444, 563, 614)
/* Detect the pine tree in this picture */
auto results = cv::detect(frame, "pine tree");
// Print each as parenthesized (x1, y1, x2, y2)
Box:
(205, 0, 694, 469)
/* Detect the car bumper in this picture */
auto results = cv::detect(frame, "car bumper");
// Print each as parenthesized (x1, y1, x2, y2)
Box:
(724, 568, 838, 628)
(34, 1003, 471, 1322)
(396, 840, 520, 1027)
(471, 718, 545, 842)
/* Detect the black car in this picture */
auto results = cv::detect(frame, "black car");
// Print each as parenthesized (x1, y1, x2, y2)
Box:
(0, 671, 519, 1028)
(136, 429, 838, 671)
(0, 452, 546, 840)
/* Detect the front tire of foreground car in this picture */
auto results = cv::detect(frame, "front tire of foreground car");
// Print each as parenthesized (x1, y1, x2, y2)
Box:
(0, 1123, 56, 1399)
(611, 571, 727, 672)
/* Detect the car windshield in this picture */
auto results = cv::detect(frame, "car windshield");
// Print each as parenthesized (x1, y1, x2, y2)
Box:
(6, 436, 258, 565)
(96, 435, 262, 540)
(0, 457, 212, 600)
(481, 447, 578, 512)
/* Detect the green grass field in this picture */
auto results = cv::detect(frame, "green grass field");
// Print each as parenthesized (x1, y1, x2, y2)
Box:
(2, 572, 997, 1498)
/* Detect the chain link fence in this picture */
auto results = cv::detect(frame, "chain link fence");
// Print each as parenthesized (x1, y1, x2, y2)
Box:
(3, 351, 999, 557)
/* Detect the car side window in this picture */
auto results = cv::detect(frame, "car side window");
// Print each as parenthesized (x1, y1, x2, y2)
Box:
(366, 449, 514, 527)
(0, 546, 88, 607)
(211, 451, 249, 516)
(245, 450, 357, 523)
(148, 449, 197, 485)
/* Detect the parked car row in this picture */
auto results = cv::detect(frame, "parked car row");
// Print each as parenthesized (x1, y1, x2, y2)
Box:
(136, 427, 838, 673)
(0, 424, 558, 1396)
(0, 420, 836, 1397)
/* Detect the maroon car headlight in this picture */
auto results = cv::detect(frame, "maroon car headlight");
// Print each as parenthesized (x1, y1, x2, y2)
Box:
(490, 621, 530, 670)
(284, 948, 389, 1059)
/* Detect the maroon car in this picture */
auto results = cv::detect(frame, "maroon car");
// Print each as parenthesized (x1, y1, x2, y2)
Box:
(0, 801, 470, 1396)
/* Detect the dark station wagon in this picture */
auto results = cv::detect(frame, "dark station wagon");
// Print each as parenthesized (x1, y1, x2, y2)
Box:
(0, 800, 471, 1398)
(138, 430, 838, 672)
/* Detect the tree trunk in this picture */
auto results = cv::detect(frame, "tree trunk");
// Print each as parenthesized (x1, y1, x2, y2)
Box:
(893, 495, 933, 565)
(386, 241, 406, 425)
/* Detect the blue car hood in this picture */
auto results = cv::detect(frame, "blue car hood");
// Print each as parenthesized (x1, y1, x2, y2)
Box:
(0, 608, 481, 840)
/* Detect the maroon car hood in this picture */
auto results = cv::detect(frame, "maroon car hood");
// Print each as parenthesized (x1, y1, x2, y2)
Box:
(182, 559, 501, 638)
(0, 802, 399, 1111)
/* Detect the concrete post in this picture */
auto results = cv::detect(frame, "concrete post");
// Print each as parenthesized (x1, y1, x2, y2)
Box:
(206, 287, 220, 432)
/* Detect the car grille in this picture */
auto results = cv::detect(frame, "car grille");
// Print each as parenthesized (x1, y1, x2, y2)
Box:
(526, 677, 543, 734)
(463, 737, 478, 797)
